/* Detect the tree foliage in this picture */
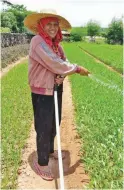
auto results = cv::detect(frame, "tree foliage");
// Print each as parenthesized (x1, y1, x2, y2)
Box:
(105, 18, 123, 45)
(7, 4, 34, 32)
(1, 12, 18, 32)
(87, 20, 101, 37)
(1, 2, 36, 33)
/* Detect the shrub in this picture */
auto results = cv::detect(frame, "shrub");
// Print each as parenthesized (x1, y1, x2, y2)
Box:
(0, 27, 11, 33)
(1, 44, 30, 68)
(70, 32, 82, 42)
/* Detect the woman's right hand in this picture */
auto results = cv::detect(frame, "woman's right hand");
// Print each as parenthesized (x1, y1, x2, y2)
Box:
(79, 66, 91, 76)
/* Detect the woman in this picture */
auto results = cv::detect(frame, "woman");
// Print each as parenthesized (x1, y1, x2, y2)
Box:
(24, 10, 90, 181)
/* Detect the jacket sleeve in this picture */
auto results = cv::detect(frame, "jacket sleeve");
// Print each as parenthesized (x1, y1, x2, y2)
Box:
(33, 41, 78, 76)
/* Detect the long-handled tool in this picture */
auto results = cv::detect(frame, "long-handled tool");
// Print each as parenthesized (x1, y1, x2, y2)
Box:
(54, 84, 64, 190)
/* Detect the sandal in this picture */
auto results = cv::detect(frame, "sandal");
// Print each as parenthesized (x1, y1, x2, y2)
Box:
(33, 160, 54, 181)
(50, 150, 66, 160)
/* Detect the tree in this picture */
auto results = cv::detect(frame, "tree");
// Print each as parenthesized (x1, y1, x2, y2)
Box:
(106, 18, 123, 45)
(1, 2, 36, 33)
(1, 12, 18, 32)
(87, 20, 101, 42)
(7, 4, 35, 32)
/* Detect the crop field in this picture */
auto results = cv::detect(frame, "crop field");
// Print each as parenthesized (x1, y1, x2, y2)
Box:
(1, 42, 123, 189)
(77, 42, 123, 74)
(1, 63, 33, 188)
(63, 42, 123, 189)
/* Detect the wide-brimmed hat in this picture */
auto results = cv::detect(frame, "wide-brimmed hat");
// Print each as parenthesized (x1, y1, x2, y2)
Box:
(24, 9, 72, 34)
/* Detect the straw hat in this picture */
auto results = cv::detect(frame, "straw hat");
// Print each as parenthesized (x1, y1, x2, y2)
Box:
(24, 9, 72, 34)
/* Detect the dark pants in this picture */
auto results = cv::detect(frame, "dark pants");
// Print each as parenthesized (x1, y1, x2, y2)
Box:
(31, 84, 63, 166)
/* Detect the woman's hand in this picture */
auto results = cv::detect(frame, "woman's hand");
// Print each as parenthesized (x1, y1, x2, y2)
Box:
(79, 66, 91, 76)
(55, 75, 65, 85)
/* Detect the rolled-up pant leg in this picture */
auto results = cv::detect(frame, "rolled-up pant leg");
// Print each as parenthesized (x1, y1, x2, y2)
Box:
(31, 93, 54, 166)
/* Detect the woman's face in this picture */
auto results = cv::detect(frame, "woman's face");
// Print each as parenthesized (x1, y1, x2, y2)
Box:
(43, 21, 59, 39)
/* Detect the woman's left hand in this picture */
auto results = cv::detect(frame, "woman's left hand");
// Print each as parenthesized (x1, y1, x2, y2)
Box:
(55, 76, 65, 85)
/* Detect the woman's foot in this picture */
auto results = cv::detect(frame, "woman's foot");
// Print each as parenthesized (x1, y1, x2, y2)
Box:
(33, 160, 54, 181)
(50, 150, 65, 160)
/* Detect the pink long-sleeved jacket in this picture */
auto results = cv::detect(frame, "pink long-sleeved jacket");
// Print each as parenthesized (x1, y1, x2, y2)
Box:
(28, 35, 78, 95)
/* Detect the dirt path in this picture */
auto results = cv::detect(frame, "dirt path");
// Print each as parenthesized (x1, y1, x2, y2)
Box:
(17, 77, 89, 189)
(0, 56, 28, 79)
(78, 45, 122, 77)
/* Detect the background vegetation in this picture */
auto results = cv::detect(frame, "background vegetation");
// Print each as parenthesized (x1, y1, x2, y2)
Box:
(1, 0, 123, 44)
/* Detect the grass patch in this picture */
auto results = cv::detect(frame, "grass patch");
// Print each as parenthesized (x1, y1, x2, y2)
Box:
(1, 61, 33, 189)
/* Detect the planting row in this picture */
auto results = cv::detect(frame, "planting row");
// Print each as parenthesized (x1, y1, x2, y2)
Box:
(63, 43, 123, 189)
(77, 42, 123, 74)
(1, 63, 33, 189)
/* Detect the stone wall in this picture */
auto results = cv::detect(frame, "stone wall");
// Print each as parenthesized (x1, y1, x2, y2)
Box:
(1, 32, 71, 48)
(1, 33, 34, 48)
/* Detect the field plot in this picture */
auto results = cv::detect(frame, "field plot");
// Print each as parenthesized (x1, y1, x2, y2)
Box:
(1, 42, 122, 189)
(1, 62, 33, 189)
(63, 42, 123, 189)
(77, 42, 123, 74)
